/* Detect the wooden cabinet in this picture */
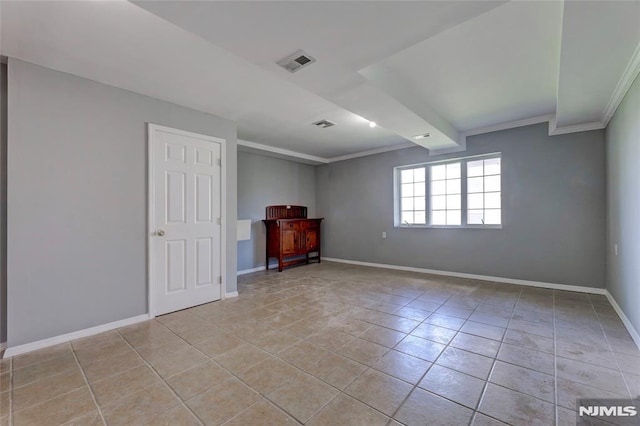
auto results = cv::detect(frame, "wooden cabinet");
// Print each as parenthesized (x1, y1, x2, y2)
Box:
(263, 206, 323, 272)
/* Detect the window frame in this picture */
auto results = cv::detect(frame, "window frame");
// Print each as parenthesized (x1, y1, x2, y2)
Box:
(393, 152, 502, 229)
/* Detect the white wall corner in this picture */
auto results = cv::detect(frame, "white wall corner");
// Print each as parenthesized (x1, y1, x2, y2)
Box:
(237, 264, 279, 275)
(605, 291, 640, 350)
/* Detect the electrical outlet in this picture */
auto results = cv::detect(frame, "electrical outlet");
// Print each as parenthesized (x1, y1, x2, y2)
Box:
(382, 232, 387, 239)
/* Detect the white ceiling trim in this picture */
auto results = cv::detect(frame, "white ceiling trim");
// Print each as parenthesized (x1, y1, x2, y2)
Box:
(326, 142, 417, 163)
(462, 115, 553, 139)
(459, 114, 606, 140)
(602, 41, 640, 127)
(239, 138, 417, 164)
(242, 110, 613, 165)
(548, 117, 605, 136)
(429, 116, 552, 157)
(237, 139, 329, 165)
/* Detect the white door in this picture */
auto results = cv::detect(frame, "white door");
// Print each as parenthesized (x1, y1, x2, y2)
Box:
(149, 124, 223, 316)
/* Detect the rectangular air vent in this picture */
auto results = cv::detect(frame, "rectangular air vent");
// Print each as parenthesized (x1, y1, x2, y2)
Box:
(312, 119, 335, 128)
(277, 50, 316, 73)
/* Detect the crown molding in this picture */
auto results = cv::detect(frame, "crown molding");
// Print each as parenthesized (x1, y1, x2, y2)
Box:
(240, 109, 614, 166)
(602, 41, 640, 127)
(327, 142, 416, 163)
(548, 116, 605, 136)
(463, 115, 553, 139)
(237, 139, 329, 165)
(428, 139, 467, 156)
(238, 139, 419, 165)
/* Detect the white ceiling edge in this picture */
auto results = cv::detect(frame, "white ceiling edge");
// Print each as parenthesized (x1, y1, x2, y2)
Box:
(237, 139, 328, 166)
(461, 115, 552, 140)
(240, 108, 620, 166)
(326, 142, 417, 163)
(238, 138, 418, 165)
(602, 41, 640, 127)
(457, 114, 604, 141)
(548, 117, 605, 136)
(549, 39, 640, 136)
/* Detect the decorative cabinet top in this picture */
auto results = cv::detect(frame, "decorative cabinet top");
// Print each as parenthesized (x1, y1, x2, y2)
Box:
(265, 205, 307, 220)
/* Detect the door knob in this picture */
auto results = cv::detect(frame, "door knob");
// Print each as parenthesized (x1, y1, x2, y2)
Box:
(157, 230, 165, 236)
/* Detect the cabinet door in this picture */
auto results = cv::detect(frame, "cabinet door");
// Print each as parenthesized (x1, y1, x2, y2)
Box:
(281, 229, 298, 254)
(305, 229, 318, 251)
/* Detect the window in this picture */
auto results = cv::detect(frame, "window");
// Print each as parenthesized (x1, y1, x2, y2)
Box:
(467, 157, 501, 225)
(430, 162, 461, 225)
(395, 154, 501, 227)
(400, 167, 426, 225)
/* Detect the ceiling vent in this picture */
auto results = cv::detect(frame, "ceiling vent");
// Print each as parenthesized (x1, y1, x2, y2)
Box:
(312, 119, 335, 129)
(277, 50, 316, 73)
(413, 133, 431, 140)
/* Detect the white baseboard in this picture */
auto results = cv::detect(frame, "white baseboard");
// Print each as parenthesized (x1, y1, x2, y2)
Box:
(237, 263, 279, 275)
(225, 291, 239, 298)
(3, 314, 151, 358)
(605, 291, 640, 350)
(322, 257, 607, 295)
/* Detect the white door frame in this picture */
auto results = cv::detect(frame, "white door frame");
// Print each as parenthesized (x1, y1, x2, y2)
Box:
(147, 123, 227, 319)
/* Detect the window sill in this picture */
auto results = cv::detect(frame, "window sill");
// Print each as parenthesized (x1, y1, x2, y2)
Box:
(395, 224, 502, 230)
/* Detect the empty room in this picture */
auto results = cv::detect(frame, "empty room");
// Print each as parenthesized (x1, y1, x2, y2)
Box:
(0, 1, 639, 425)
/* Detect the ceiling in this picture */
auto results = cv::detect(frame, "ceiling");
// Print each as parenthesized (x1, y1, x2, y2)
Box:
(2, 1, 639, 160)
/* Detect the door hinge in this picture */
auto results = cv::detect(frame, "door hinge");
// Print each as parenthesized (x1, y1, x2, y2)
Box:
(216, 217, 221, 225)
(219, 276, 223, 284)
(216, 158, 222, 166)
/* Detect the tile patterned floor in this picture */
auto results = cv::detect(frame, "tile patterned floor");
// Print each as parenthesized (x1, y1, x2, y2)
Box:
(1, 262, 639, 425)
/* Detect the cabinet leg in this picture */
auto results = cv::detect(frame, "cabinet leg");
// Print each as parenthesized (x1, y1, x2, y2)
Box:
(265, 255, 269, 271)
(306, 253, 310, 264)
(278, 257, 283, 272)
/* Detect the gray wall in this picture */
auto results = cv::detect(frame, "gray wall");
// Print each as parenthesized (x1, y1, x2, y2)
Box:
(606, 73, 640, 335)
(7, 59, 237, 347)
(237, 151, 316, 271)
(317, 123, 606, 288)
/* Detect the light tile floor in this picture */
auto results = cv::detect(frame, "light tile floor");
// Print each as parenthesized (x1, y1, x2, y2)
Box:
(1, 262, 639, 425)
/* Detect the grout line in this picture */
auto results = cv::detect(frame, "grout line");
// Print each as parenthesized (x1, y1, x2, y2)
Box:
(6, 265, 634, 426)
(8, 356, 13, 426)
(219, 268, 639, 422)
(143, 318, 306, 423)
(9, 366, 91, 411)
(114, 327, 205, 426)
(187, 275, 569, 425)
(8, 346, 104, 423)
(472, 286, 523, 425)
(591, 300, 635, 400)
(69, 343, 107, 426)
(379, 282, 521, 424)
(219, 398, 303, 426)
(154, 282, 403, 423)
